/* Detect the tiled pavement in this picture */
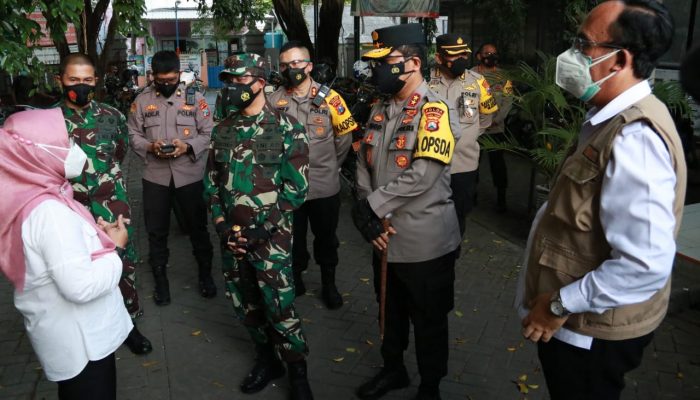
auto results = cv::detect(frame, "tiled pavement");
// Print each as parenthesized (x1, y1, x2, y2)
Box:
(1, 148, 699, 399)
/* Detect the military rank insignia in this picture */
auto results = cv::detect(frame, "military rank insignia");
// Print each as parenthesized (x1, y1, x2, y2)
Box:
(408, 93, 421, 108)
(372, 114, 384, 122)
(276, 99, 289, 107)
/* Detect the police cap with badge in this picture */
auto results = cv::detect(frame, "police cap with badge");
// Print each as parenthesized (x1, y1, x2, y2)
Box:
(218, 53, 270, 116)
(435, 33, 472, 56)
(361, 23, 425, 60)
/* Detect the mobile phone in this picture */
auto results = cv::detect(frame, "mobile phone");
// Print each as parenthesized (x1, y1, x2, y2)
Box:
(160, 144, 175, 153)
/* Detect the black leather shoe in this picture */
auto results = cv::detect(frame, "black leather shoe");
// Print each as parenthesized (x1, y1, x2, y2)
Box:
(412, 391, 441, 400)
(320, 265, 343, 310)
(294, 275, 306, 297)
(198, 275, 217, 298)
(356, 367, 410, 400)
(124, 326, 153, 355)
(240, 358, 286, 394)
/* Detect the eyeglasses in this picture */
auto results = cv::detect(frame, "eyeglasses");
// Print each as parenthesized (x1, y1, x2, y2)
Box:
(368, 55, 412, 69)
(572, 37, 625, 53)
(153, 76, 180, 85)
(279, 59, 311, 71)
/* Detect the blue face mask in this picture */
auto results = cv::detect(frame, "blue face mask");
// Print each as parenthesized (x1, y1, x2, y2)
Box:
(555, 48, 620, 102)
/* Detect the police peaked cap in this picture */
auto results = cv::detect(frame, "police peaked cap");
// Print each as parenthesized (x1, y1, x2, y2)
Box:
(362, 23, 425, 60)
(219, 53, 269, 80)
(436, 33, 471, 56)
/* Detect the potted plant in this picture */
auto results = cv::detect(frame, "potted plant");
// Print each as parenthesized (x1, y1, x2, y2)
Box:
(480, 51, 585, 210)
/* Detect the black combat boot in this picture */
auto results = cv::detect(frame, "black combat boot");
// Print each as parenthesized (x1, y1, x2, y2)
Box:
(124, 324, 153, 355)
(293, 268, 306, 297)
(197, 260, 217, 298)
(152, 265, 171, 306)
(240, 344, 286, 394)
(288, 360, 314, 400)
(320, 265, 343, 309)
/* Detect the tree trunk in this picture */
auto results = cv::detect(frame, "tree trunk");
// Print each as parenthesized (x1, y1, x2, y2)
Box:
(272, 0, 315, 58)
(97, 10, 120, 81)
(316, 0, 344, 69)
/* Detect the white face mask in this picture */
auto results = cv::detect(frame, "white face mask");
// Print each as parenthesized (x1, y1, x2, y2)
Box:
(36, 141, 88, 179)
(555, 48, 620, 102)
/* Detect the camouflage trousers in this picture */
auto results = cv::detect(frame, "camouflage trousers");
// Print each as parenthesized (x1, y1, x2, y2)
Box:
(221, 250, 308, 362)
(75, 178, 141, 318)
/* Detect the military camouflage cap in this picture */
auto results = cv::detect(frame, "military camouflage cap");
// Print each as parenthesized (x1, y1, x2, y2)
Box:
(219, 53, 269, 80)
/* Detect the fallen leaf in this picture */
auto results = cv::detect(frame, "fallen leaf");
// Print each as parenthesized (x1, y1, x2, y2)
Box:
(211, 381, 225, 388)
(360, 278, 370, 283)
(528, 384, 539, 389)
(365, 339, 374, 346)
(183, 310, 191, 314)
(346, 347, 357, 353)
(34, 366, 43, 370)
(677, 372, 684, 380)
(517, 382, 529, 394)
(302, 318, 312, 323)
(342, 293, 351, 297)
(469, 248, 476, 253)
(507, 346, 516, 352)
(332, 357, 345, 362)
(463, 239, 469, 243)
(142, 361, 159, 368)
(340, 241, 346, 245)
(455, 337, 466, 344)
(454, 310, 464, 318)
(493, 240, 503, 244)
(191, 330, 202, 336)
(183, 285, 191, 289)
(519, 374, 527, 382)
(472, 308, 478, 312)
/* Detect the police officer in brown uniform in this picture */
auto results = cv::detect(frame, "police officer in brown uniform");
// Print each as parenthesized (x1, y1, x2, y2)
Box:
(429, 34, 498, 237)
(269, 41, 357, 309)
(472, 43, 514, 212)
(352, 24, 461, 400)
(127, 51, 216, 305)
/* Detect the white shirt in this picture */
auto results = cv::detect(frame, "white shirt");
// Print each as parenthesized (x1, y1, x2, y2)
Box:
(517, 80, 677, 349)
(14, 200, 132, 381)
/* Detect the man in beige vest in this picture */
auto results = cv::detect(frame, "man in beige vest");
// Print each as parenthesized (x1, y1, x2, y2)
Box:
(519, 1, 684, 399)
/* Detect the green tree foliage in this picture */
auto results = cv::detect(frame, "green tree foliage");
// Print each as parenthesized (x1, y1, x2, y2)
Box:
(1, 0, 147, 87)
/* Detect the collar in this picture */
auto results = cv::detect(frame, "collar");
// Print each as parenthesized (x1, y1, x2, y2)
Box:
(383, 81, 429, 109)
(587, 80, 651, 126)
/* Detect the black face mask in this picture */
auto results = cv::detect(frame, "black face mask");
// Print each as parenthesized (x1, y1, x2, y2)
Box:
(63, 84, 95, 107)
(155, 82, 178, 98)
(444, 57, 469, 77)
(371, 61, 408, 95)
(283, 68, 307, 88)
(482, 55, 499, 67)
(220, 81, 259, 115)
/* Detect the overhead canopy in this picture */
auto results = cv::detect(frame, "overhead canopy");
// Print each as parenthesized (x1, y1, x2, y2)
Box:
(351, 0, 439, 17)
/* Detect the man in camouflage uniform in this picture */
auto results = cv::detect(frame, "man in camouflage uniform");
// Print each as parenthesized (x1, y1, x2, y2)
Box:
(472, 43, 514, 212)
(429, 33, 498, 237)
(352, 24, 461, 400)
(203, 53, 314, 400)
(55, 53, 152, 355)
(269, 40, 357, 309)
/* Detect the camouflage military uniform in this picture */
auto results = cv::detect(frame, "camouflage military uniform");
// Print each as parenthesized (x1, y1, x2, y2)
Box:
(59, 101, 141, 317)
(204, 105, 310, 361)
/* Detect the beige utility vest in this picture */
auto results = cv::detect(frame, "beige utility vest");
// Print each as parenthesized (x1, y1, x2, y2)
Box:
(525, 94, 687, 341)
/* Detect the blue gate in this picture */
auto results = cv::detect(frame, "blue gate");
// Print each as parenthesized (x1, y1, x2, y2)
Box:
(207, 66, 225, 89)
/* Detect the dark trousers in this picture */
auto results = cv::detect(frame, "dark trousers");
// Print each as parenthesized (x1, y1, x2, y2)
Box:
(57, 353, 116, 400)
(372, 251, 456, 390)
(538, 333, 654, 400)
(142, 179, 213, 268)
(450, 171, 478, 237)
(292, 193, 340, 271)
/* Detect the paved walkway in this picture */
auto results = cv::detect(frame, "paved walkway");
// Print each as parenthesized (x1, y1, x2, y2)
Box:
(1, 150, 699, 400)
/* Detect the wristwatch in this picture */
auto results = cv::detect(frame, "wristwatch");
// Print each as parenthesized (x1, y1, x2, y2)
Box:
(549, 291, 571, 318)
